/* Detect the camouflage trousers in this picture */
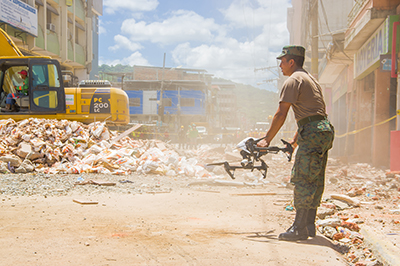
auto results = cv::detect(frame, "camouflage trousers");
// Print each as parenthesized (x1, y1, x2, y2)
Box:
(291, 119, 334, 209)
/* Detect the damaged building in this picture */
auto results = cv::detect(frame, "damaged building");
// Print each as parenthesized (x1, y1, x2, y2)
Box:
(287, 0, 400, 169)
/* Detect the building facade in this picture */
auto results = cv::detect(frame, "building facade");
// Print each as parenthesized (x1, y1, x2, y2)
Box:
(211, 82, 238, 129)
(123, 66, 213, 131)
(0, 0, 101, 81)
(288, 0, 400, 168)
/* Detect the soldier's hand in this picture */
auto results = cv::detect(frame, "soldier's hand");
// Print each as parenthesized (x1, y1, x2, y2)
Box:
(257, 139, 269, 147)
(289, 139, 298, 149)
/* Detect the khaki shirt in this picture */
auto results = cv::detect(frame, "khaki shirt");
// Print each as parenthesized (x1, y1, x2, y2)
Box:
(279, 69, 327, 121)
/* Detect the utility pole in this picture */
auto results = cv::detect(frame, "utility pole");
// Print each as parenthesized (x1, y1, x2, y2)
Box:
(311, 0, 319, 79)
(159, 53, 166, 124)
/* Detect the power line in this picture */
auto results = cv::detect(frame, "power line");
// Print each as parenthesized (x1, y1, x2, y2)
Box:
(319, 0, 352, 62)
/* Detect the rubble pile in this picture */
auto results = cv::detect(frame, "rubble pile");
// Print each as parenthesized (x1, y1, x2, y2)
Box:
(306, 161, 400, 266)
(314, 200, 376, 265)
(0, 118, 213, 177)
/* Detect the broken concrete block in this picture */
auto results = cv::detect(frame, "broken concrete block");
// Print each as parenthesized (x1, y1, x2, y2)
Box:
(0, 155, 22, 167)
(0, 161, 9, 173)
(330, 194, 360, 207)
(16, 142, 32, 158)
(317, 207, 336, 219)
(316, 217, 342, 227)
(15, 159, 35, 173)
(16, 142, 44, 160)
(73, 199, 98, 205)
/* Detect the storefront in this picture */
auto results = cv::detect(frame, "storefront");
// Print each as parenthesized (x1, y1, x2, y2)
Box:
(350, 15, 399, 167)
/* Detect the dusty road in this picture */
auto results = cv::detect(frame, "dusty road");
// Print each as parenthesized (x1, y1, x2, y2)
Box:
(0, 175, 348, 266)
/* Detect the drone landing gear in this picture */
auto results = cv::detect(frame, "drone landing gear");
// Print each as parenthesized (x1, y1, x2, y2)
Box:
(207, 139, 293, 180)
(209, 159, 269, 179)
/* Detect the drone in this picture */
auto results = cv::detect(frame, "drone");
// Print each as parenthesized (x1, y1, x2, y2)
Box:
(207, 137, 294, 179)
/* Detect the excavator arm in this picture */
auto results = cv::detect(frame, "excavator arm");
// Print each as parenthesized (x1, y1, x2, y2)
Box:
(0, 28, 23, 57)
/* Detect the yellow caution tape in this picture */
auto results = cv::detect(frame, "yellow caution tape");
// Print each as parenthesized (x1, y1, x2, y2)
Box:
(129, 115, 398, 140)
(335, 115, 397, 139)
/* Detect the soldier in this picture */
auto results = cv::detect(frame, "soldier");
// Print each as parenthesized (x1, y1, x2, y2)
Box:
(257, 45, 334, 241)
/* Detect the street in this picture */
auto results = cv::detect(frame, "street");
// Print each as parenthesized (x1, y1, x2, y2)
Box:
(0, 170, 349, 266)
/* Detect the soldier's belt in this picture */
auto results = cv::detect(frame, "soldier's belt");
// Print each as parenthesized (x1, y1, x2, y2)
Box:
(297, 115, 326, 127)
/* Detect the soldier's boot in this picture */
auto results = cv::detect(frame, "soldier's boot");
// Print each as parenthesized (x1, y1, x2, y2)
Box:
(306, 209, 317, 237)
(279, 209, 309, 241)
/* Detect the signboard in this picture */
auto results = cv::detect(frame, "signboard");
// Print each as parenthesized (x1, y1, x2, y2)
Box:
(354, 15, 399, 79)
(354, 20, 388, 79)
(0, 0, 37, 36)
(380, 54, 397, 72)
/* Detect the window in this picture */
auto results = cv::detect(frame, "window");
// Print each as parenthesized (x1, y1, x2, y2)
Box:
(31, 64, 61, 88)
(75, 27, 79, 44)
(2, 67, 28, 94)
(46, 9, 52, 26)
(31, 64, 61, 109)
(181, 98, 194, 107)
(130, 98, 140, 107)
(33, 90, 58, 109)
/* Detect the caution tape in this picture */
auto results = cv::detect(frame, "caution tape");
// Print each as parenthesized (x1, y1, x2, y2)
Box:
(335, 115, 397, 139)
(130, 114, 399, 140)
(130, 114, 398, 140)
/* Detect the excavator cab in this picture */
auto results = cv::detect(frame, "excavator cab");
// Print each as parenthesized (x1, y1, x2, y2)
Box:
(0, 58, 66, 113)
(0, 28, 129, 125)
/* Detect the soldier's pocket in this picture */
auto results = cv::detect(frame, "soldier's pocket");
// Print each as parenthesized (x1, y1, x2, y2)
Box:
(291, 150, 323, 184)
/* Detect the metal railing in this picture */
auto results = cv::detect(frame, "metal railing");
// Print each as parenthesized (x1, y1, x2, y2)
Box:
(348, 0, 369, 26)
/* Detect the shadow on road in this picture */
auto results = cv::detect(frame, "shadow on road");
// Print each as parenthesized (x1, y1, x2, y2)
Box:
(242, 232, 350, 254)
(305, 236, 350, 254)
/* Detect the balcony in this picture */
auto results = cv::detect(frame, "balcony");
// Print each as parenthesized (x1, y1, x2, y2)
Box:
(347, 0, 369, 26)
(345, 0, 399, 50)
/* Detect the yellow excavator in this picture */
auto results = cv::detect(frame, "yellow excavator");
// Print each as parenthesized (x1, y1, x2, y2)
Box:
(0, 28, 130, 125)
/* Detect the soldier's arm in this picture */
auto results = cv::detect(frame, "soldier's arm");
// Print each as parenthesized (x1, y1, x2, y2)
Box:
(258, 101, 291, 147)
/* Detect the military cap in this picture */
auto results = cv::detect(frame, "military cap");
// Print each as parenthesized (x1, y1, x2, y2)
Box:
(276, 45, 305, 59)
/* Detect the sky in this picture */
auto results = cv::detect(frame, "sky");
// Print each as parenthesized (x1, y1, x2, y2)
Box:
(99, 0, 291, 91)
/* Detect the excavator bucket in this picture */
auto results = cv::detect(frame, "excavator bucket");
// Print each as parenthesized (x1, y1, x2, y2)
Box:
(0, 28, 23, 57)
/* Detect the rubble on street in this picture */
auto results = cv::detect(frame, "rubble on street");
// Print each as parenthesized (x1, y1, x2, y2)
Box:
(0, 118, 218, 177)
(0, 118, 400, 265)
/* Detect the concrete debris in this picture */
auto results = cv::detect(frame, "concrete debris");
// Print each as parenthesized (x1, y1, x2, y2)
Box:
(0, 154, 22, 167)
(15, 159, 35, 173)
(330, 194, 361, 207)
(73, 199, 99, 205)
(75, 179, 116, 186)
(0, 118, 220, 178)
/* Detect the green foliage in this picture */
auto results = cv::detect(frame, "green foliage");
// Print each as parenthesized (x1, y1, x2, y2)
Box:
(98, 64, 134, 82)
(99, 64, 134, 73)
(234, 82, 278, 126)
